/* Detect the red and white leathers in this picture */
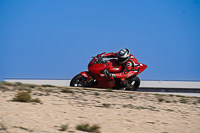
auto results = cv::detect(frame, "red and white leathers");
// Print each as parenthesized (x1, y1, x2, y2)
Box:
(103, 52, 140, 84)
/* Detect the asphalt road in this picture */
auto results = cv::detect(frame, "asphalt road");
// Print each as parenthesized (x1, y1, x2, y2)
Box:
(148, 92, 200, 97)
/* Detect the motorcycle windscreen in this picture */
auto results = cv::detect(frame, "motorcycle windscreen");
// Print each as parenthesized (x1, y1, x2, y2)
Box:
(137, 64, 147, 75)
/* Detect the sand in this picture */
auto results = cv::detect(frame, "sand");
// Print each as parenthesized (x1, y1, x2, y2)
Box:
(0, 83, 200, 133)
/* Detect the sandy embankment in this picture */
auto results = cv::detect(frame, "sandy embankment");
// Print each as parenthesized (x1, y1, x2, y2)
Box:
(0, 82, 200, 133)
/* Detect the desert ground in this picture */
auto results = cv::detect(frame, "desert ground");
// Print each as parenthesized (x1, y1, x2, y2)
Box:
(0, 82, 200, 133)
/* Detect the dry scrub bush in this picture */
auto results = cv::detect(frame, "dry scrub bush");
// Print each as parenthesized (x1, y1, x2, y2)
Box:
(61, 88, 74, 94)
(158, 98, 165, 102)
(0, 81, 13, 86)
(41, 84, 56, 87)
(95, 92, 100, 96)
(76, 123, 101, 133)
(0, 85, 10, 92)
(13, 91, 42, 103)
(16, 86, 32, 93)
(59, 124, 68, 131)
(0, 123, 7, 130)
(105, 89, 113, 92)
(13, 91, 31, 102)
(29, 98, 42, 103)
(102, 103, 110, 108)
(180, 98, 188, 103)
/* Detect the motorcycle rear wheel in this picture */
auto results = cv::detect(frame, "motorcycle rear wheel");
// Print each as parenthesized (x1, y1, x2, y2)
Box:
(70, 74, 87, 87)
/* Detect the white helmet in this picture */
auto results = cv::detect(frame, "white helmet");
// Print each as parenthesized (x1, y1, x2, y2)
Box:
(117, 48, 130, 64)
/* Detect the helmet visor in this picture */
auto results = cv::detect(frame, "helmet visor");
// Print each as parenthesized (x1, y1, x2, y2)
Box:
(118, 57, 128, 64)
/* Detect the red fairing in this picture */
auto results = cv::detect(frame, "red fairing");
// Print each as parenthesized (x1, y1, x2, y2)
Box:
(88, 63, 107, 74)
(80, 71, 93, 82)
(107, 59, 122, 73)
(103, 52, 118, 58)
(137, 64, 148, 75)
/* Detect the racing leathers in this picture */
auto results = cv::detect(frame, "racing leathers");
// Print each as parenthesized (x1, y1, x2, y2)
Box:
(103, 52, 140, 85)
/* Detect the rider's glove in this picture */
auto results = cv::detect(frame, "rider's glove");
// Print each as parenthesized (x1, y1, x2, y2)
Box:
(108, 73, 115, 78)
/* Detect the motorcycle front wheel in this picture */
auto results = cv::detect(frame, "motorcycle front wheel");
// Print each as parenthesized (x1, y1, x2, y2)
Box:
(70, 74, 87, 87)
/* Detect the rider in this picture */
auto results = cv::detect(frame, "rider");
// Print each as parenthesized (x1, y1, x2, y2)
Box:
(103, 48, 140, 87)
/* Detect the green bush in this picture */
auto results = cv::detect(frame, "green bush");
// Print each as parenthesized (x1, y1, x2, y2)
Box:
(176, 95, 185, 98)
(158, 98, 165, 102)
(15, 82, 23, 86)
(164, 109, 174, 112)
(17, 86, 32, 93)
(95, 92, 100, 96)
(122, 104, 134, 109)
(29, 98, 42, 103)
(76, 123, 89, 131)
(0, 123, 7, 130)
(76, 123, 100, 133)
(193, 102, 197, 105)
(41, 84, 56, 87)
(59, 124, 68, 131)
(25, 84, 37, 88)
(105, 89, 113, 92)
(102, 103, 110, 108)
(13, 92, 31, 102)
(0, 85, 10, 92)
(37, 87, 44, 92)
(13, 91, 42, 103)
(89, 125, 101, 133)
(13, 126, 33, 132)
(1, 81, 13, 86)
(165, 100, 171, 103)
(154, 94, 165, 97)
(61, 88, 74, 94)
(197, 98, 200, 104)
(180, 98, 187, 103)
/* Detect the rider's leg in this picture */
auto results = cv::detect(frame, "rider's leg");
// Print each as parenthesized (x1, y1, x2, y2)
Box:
(125, 71, 138, 79)
(114, 78, 126, 89)
(125, 71, 138, 89)
(115, 71, 137, 89)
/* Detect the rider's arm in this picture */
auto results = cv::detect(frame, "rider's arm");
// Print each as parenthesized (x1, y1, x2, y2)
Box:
(103, 52, 118, 58)
(114, 61, 132, 78)
(115, 60, 140, 79)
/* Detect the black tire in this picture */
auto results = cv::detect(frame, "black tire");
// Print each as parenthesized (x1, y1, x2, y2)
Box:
(127, 76, 140, 91)
(70, 74, 87, 87)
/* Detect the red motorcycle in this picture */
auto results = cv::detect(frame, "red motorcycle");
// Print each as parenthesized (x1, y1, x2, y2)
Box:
(70, 52, 147, 91)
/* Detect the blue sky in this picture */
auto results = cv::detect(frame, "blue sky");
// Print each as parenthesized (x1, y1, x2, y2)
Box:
(0, 0, 200, 81)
